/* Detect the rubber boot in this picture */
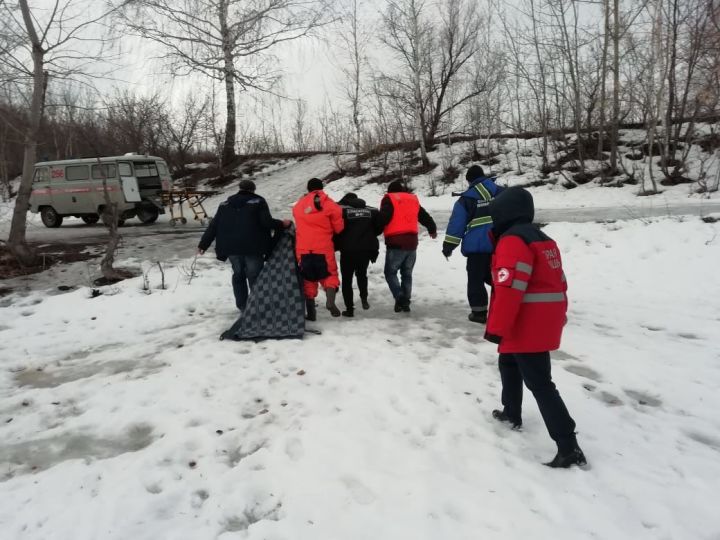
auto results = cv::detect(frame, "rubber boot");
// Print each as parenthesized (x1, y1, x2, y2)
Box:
(325, 288, 341, 317)
(305, 298, 317, 321)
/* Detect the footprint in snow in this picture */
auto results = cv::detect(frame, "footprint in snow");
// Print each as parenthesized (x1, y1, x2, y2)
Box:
(624, 389, 662, 407)
(684, 431, 720, 452)
(563, 364, 603, 382)
(285, 437, 303, 461)
(597, 391, 624, 406)
(341, 476, 376, 505)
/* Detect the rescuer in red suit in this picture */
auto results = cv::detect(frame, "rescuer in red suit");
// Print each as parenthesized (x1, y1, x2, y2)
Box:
(485, 186, 587, 469)
(292, 178, 345, 320)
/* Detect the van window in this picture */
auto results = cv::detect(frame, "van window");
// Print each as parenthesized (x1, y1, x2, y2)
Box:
(134, 162, 159, 178)
(157, 162, 169, 175)
(118, 162, 132, 177)
(33, 167, 50, 183)
(92, 164, 117, 180)
(66, 165, 90, 181)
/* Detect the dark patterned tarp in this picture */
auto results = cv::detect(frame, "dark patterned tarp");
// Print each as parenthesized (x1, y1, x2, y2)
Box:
(220, 230, 306, 341)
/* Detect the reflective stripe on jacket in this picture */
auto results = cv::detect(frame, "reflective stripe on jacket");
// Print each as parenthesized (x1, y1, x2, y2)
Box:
(486, 225, 568, 353)
(383, 192, 420, 237)
(292, 190, 344, 255)
(443, 178, 503, 255)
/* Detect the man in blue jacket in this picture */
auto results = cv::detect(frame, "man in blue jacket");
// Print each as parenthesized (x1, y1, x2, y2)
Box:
(442, 165, 504, 323)
(198, 179, 290, 310)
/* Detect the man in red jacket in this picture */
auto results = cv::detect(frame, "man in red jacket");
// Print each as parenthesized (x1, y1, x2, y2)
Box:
(379, 180, 437, 312)
(485, 186, 587, 468)
(292, 178, 345, 320)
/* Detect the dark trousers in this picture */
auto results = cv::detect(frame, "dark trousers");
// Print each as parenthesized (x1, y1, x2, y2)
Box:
(340, 251, 372, 310)
(466, 253, 493, 312)
(499, 352, 577, 452)
(228, 254, 264, 310)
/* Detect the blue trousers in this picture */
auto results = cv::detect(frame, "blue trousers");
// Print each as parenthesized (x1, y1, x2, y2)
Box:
(228, 255, 264, 310)
(384, 248, 416, 302)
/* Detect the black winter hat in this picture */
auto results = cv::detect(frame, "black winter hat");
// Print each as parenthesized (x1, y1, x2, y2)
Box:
(387, 180, 406, 193)
(307, 178, 324, 192)
(238, 179, 256, 192)
(466, 165, 485, 182)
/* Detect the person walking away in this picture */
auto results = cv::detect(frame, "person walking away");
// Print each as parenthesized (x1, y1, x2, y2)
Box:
(198, 179, 289, 311)
(484, 186, 586, 468)
(292, 178, 345, 320)
(379, 180, 437, 313)
(335, 193, 383, 317)
(442, 165, 504, 324)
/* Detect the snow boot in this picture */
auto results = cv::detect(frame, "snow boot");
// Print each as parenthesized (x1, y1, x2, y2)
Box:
(468, 310, 487, 324)
(305, 299, 317, 321)
(342, 308, 354, 317)
(360, 296, 370, 310)
(544, 445, 587, 469)
(401, 297, 411, 312)
(325, 288, 341, 317)
(492, 409, 522, 430)
(394, 297, 404, 313)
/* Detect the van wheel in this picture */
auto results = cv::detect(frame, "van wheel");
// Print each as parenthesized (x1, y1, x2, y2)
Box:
(81, 215, 99, 225)
(40, 207, 63, 228)
(136, 206, 159, 224)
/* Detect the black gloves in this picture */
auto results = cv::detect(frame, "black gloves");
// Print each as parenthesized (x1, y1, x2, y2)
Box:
(441, 243, 454, 258)
(484, 332, 502, 345)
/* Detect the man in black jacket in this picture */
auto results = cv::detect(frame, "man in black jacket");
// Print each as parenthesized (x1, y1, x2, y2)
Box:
(335, 193, 383, 317)
(198, 180, 290, 310)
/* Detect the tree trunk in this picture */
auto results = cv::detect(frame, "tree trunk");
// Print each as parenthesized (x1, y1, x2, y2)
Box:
(8, 0, 46, 265)
(598, 0, 610, 162)
(609, 0, 620, 172)
(219, 0, 236, 168)
(663, 0, 679, 176)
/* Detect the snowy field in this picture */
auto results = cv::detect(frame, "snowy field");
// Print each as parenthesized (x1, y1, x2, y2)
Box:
(1, 212, 719, 539)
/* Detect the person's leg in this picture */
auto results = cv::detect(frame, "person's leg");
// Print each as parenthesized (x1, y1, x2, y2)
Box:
(384, 248, 403, 301)
(356, 254, 371, 309)
(515, 352, 577, 452)
(399, 250, 416, 308)
(321, 251, 341, 317)
(228, 255, 248, 310)
(245, 255, 264, 290)
(497, 353, 524, 426)
(340, 251, 355, 312)
(466, 253, 489, 313)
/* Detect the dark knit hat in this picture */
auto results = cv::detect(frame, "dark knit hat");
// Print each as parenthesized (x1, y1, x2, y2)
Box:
(387, 180, 406, 193)
(238, 179, 256, 192)
(466, 165, 485, 182)
(307, 178, 324, 192)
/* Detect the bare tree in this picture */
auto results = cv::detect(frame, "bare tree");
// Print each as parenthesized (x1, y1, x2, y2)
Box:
(167, 93, 210, 171)
(1, 0, 121, 265)
(121, 0, 330, 167)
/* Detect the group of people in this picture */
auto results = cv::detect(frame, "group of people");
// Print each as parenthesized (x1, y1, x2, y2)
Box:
(197, 166, 587, 469)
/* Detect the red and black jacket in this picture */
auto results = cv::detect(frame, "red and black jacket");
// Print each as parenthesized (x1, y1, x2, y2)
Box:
(485, 188, 568, 353)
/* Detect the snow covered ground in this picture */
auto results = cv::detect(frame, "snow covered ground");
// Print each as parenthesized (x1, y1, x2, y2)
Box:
(1, 211, 719, 539)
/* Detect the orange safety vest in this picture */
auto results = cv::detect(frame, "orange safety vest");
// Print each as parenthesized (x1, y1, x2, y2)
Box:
(383, 192, 420, 237)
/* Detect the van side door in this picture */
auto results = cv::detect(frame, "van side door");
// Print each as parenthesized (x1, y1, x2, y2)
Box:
(30, 166, 51, 213)
(64, 164, 93, 213)
(118, 161, 141, 203)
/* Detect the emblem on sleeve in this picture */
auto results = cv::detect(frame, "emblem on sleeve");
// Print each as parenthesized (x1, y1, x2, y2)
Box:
(497, 268, 510, 283)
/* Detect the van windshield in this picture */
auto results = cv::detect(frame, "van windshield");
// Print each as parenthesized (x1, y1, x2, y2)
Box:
(134, 162, 159, 178)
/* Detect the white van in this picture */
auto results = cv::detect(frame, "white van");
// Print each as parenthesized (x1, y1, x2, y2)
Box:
(29, 155, 172, 227)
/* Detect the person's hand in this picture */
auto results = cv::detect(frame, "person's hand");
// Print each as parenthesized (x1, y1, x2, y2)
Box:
(282, 219, 292, 228)
(429, 231, 437, 239)
(197, 249, 205, 256)
(484, 332, 502, 344)
(442, 245, 453, 259)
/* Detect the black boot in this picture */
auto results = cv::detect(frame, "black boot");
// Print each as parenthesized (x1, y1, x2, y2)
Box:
(492, 409, 522, 430)
(544, 445, 587, 469)
(342, 308, 354, 317)
(394, 297, 404, 313)
(360, 296, 370, 310)
(401, 297, 411, 312)
(305, 298, 317, 321)
(468, 311, 487, 324)
(325, 288, 341, 317)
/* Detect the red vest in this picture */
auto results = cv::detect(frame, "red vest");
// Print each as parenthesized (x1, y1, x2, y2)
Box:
(383, 192, 420, 237)
(487, 233, 568, 353)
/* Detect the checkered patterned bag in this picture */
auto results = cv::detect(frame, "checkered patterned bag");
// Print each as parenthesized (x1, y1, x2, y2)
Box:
(221, 229, 306, 341)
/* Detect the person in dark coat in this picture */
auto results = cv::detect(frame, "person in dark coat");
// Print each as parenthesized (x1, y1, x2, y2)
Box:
(379, 180, 437, 313)
(335, 193, 383, 317)
(442, 165, 504, 324)
(198, 179, 290, 310)
(484, 186, 586, 468)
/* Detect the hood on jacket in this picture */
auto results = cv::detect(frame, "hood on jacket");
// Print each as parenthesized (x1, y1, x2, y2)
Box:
(227, 191, 259, 209)
(339, 193, 367, 208)
(489, 186, 534, 236)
